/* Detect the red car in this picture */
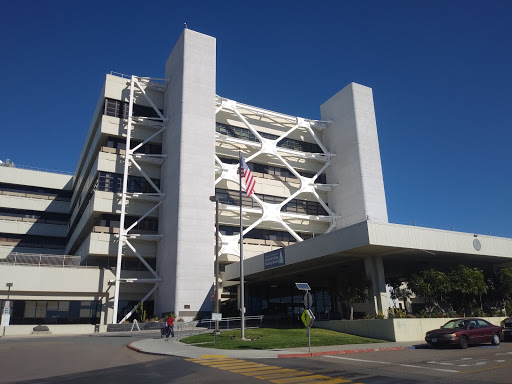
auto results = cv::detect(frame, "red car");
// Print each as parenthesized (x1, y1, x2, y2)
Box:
(425, 318, 503, 349)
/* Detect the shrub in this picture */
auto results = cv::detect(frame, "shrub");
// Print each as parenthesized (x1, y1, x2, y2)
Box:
(388, 307, 407, 318)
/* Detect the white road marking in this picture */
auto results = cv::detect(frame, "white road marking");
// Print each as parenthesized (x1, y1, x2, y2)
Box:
(428, 357, 493, 367)
(325, 355, 460, 373)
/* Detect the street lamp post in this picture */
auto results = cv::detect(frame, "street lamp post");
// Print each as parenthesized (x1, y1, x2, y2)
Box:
(5, 283, 12, 301)
(209, 196, 220, 331)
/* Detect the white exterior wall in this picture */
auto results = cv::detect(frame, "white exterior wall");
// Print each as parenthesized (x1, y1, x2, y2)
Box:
(368, 221, 512, 257)
(0, 264, 115, 325)
(156, 30, 216, 318)
(0, 166, 72, 191)
(321, 83, 388, 228)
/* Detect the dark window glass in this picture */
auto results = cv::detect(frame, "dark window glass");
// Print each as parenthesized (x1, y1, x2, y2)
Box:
(214, 188, 327, 216)
(216, 123, 322, 153)
(103, 98, 163, 120)
(216, 157, 326, 184)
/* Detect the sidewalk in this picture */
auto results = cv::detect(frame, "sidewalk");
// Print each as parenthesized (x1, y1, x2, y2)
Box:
(128, 336, 425, 359)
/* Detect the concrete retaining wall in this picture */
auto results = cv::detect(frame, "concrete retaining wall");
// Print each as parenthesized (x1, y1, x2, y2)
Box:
(315, 317, 506, 342)
(1, 324, 108, 336)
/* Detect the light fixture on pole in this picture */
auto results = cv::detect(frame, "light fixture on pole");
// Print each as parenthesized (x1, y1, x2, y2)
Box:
(5, 283, 13, 300)
(209, 195, 220, 331)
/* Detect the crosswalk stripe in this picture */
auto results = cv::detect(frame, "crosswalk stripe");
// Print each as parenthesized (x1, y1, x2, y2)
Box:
(216, 364, 262, 370)
(196, 361, 251, 367)
(185, 358, 233, 363)
(254, 370, 313, 380)
(271, 375, 338, 383)
(230, 365, 281, 373)
(186, 357, 360, 384)
(188, 358, 240, 364)
(303, 378, 354, 384)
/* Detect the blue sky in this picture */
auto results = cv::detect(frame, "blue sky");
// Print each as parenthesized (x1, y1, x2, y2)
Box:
(1, 0, 511, 237)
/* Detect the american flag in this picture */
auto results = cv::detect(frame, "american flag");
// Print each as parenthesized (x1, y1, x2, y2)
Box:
(240, 156, 256, 198)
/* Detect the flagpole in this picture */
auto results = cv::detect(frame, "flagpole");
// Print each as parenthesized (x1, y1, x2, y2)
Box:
(239, 151, 246, 340)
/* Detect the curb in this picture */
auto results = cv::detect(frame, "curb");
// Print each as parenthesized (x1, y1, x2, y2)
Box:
(278, 346, 409, 358)
(127, 342, 172, 357)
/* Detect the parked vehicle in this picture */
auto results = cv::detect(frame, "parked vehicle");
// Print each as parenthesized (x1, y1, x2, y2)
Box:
(501, 316, 512, 341)
(425, 318, 503, 349)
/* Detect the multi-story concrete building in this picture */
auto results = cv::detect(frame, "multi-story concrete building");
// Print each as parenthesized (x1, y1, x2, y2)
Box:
(1, 29, 511, 334)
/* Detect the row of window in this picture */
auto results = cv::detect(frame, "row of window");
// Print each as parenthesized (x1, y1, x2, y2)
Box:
(215, 188, 328, 216)
(0, 182, 72, 201)
(103, 98, 163, 120)
(103, 136, 162, 155)
(96, 172, 160, 194)
(82, 256, 157, 271)
(218, 157, 327, 184)
(0, 208, 69, 225)
(0, 300, 101, 325)
(216, 122, 323, 153)
(249, 288, 332, 317)
(220, 225, 315, 242)
(0, 233, 66, 248)
(96, 214, 158, 233)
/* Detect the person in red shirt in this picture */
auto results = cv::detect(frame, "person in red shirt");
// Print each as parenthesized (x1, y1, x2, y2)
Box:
(166, 314, 174, 338)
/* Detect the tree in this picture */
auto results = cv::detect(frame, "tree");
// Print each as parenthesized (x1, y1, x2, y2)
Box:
(407, 269, 451, 315)
(449, 265, 488, 316)
(386, 276, 413, 310)
(487, 268, 512, 315)
(336, 275, 369, 320)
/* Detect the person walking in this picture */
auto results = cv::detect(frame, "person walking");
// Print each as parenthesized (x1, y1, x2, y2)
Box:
(166, 314, 175, 338)
(161, 316, 168, 338)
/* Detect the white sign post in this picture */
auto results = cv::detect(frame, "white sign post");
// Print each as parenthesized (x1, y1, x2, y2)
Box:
(212, 313, 222, 345)
(296, 282, 314, 352)
(1, 303, 11, 330)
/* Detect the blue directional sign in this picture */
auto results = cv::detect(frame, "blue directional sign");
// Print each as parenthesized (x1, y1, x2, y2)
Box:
(264, 249, 285, 270)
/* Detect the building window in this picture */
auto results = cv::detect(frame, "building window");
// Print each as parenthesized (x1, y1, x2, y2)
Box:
(103, 98, 163, 120)
(96, 172, 160, 194)
(215, 188, 328, 216)
(220, 225, 316, 243)
(217, 157, 326, 184)
(4, 300, 101, 325)
(216, 122, 322, 154)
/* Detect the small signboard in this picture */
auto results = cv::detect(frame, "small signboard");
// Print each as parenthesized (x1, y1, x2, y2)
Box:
(211, 313, 222, 321)
(304, 292, 313, 309)
(301, 309, 315, 328)
(264, 249, 285, 270)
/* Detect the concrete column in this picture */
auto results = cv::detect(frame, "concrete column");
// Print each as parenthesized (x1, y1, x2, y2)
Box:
(320, 83, 388, 229)
(364, 256, 388, 316)
(156, 29, 216, 320)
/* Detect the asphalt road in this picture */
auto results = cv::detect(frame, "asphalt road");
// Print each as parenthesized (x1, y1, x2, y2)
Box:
(1, 334, 512, 383)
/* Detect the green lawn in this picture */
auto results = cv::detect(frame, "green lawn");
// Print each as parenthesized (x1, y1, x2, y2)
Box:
(179, 328, 385, 350)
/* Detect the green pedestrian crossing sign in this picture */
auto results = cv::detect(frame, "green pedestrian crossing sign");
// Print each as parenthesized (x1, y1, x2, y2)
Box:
(301, 309, 315, 328)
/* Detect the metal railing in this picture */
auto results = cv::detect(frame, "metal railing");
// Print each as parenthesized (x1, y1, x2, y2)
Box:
(199, 315, 264, 331)
(0, 253, 85, 267)
(0, 163, 73, 175)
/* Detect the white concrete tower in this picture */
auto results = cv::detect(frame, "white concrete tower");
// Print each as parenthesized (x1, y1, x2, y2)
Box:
(321, 83, 388, 228)
(156, 30, 216, 319)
